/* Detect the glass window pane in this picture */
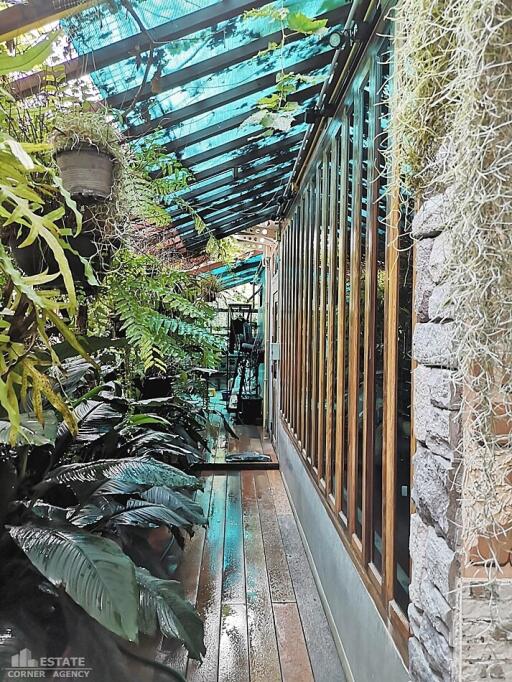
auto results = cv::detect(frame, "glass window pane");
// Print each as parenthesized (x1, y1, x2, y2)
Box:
(394, 193, 414, 613)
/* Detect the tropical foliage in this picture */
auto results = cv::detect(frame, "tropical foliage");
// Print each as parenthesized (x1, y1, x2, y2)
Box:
(0, 35, 216, 680)
(89, 249, 222, 378)
(242, 6, 328, 134)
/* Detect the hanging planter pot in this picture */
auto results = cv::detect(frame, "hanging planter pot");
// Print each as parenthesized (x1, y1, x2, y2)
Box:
(55, 146, 114, 200)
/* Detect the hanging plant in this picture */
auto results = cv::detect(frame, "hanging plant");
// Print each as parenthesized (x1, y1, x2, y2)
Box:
(242, 5, 328, 135)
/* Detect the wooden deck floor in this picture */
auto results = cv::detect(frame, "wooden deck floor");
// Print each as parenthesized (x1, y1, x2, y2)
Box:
(155, 438, 345, 681)
(205, 422, 278, 467)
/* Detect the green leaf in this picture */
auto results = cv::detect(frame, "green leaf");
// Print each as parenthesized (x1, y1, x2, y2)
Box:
(10, 525, 139, 642)
(0, 411, 58, 446)
(287, 12, 328, 35)
(102, 499, 191, 529)
(136, 567, 205, 659)
(0, 32, 59, 76)
(140, 487, 207, 526)
(44, 456, 203, 491)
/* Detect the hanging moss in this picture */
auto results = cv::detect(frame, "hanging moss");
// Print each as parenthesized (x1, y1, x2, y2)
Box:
(393, 0, 512, 560)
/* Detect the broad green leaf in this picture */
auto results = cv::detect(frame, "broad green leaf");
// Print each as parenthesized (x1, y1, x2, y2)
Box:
(44, 456, 203, 491)
(102, 499, 191, 529)
(0, 32, 59, 76)
(287, 12, 328, 35)
(4, 139, 34, 170)
(136, 567, 205, 659)
(141, 487, 207, 526)
(10, 525, 139, 641)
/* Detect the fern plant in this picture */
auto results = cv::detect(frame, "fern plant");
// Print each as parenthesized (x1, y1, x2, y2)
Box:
(90, 250, 222, 377)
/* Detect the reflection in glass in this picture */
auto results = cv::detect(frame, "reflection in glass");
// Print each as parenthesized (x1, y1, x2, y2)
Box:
(356, 82, 370, 539)
(394, 193, 414, 613)
(342, 107, 355, 517)
(372, 43, 391, 572)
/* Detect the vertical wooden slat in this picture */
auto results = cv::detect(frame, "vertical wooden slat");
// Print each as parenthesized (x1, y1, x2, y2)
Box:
(305, 183, 316, 462)
(301, 190, 311, 454)
(383, 158, 401, 606)
(279, 229, 286, 415)
(291, 209, 300, 434)
(316, 151, 329, 482)
(325, 138, 339, 496)
(297, 197, 306, 445)
(334, 117, 349, 515)
(310, 166, 322, 473)
(283, 227, 291, 421)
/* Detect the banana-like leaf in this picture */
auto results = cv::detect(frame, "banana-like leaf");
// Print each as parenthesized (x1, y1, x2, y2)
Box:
(106, 499, 190, 529)
(29, 502, 68, 523)
(55, 400, 123, 448)
(121, 430, 202, 466)
(141, 487, 207, 526)
(10, 525, 139, 642)
(67, 496, 124, 528)
(44, 456, 202, 491)
(86, 479, 146, 497)
(136, 567, 205, 660)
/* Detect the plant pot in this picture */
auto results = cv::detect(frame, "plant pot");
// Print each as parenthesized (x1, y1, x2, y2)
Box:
(55, 147, 114, 199)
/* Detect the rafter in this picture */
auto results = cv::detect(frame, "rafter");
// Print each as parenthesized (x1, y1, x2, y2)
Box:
(174, 163, 292, 205)
(172, 185, 281, 232)
(105, 5, 350, 109)
(11, 0, 269, 97)
(126, 52, 332, 139)
(0, 0, 99, 43)
(168, 170, 290, 221)
(180, 126, 302, 169)
(165, 83, 320, 154)
(191, 137, 302, 182)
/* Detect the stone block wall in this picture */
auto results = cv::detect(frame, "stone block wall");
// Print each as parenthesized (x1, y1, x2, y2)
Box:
(458, 580, 512, 681)
(409, 192, 462, 681)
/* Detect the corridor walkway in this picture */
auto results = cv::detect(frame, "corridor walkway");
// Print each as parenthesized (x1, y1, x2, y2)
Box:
(156, 437, 346, 681)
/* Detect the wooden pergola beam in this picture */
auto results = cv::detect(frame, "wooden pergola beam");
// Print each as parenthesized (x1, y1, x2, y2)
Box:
(0, 0, 100, 43)
(11, 0, 268, 97)
(166, 83, 320, 155)
(102, 5, 350, 110)
(126, 51, 332, 140)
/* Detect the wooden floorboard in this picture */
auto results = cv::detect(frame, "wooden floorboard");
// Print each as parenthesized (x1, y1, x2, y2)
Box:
(187, 475, 227, 682)
(222, 472, 246, 604)
(268, 471, 347, 682)
(274, 602, 315, 682)
(241, 470, 282, 682)
(218, 603, 249, 682)
(254, 470, 295, 603)
(156, 442, 344, 681)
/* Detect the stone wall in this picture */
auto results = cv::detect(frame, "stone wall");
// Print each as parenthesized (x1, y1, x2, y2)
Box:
(409, 191, 461, 681)
(458, 580, 512, 681)
(409, 194, 512, 681)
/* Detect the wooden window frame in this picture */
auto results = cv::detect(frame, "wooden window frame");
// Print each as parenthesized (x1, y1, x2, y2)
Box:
(277, 23, 413, 661)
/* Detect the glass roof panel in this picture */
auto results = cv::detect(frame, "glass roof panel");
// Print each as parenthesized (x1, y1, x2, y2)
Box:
(61, 0, 349, 246)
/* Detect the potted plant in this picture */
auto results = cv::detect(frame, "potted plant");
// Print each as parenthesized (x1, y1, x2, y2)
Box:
(50, 110, 123, 200)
